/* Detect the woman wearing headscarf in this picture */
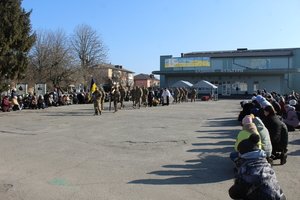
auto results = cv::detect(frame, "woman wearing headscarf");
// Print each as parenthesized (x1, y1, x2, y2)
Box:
(283, 104, 300, 131)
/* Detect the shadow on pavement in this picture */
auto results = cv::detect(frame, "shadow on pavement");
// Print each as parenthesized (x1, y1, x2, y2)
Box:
(41, 110, 116, 116)
(129, 117, 237, 185)
(187, 146, 233, 154)
(203, 118, 240, 127)
(192, 140, 235, 146)
(195, 129, 239, 140)
(290, 139, 300, 145)
(128, 155, 233, 185)
(289, 150, 300, 156)
(287, 139, 300, 156)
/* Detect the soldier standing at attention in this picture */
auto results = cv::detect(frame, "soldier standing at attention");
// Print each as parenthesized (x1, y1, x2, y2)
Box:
(135, 86, 143, 108)
(191, 88, 197, 102)
(93, 88, 102, 115)
(99, 86, 106, 110)
(112, 86, 120, 112)
(119, 85, 126, 109)
(130, 87, 136, 107)
(179, 88, 184, 103)
(142, 86, 149, 107)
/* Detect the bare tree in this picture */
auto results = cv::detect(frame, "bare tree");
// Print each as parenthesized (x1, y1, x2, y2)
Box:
(71, 24, 108, 84)
(29, 30, 52, 83)
(28, 29, 76, 89)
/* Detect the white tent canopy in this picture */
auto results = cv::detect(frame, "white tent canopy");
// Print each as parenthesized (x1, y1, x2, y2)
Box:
(171, 80, 193, 88)
(194, 80, 218, 100)
(193, 80, 217, 89)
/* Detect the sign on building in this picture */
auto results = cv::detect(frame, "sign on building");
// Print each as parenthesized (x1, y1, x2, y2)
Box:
(165, 57, 211, 68)
(16, 83, 28, 96)
(34, 83, 47, 96)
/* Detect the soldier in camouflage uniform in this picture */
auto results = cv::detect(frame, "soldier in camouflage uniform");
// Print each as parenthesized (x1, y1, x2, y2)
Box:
(190, 88, 197, 102)
(142, 86, 149, 107)
(119, 85, 126, 109)
(173, 87, 180, 103)
(130, 87, 136, 107)
(99, 86, 106, 110)
(183, 88, 188, 102)
(93, 88, 102, 115)
(112, 86, 120, 112)
(134, 86, 143, 108)
(179, 88, 184, 103)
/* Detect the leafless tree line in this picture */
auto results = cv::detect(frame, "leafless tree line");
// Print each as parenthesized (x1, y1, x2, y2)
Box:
(25, 24, 108, 91)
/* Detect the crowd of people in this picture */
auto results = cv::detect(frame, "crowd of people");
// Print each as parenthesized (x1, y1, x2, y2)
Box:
(90, 85, 200, 115)
(0, 85, 202, 113)
(0, 87, 73, 112)
(228, 90, 300, 199)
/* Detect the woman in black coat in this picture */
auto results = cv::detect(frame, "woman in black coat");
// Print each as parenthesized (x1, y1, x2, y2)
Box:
(262, 105, 288, 165)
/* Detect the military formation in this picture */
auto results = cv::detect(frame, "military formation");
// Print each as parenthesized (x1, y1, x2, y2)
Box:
(91, 84, 203, 115)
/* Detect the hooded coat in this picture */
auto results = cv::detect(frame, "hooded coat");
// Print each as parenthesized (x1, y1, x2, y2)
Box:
(262, 115, 286, 152)
(229, 150, 285, 200)
(283, 105, 300, 128)
(252, 117, 272, 157)
(1, 96, 11, 112)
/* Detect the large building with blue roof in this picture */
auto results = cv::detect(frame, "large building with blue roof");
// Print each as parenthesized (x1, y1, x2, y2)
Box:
(152, 48, 300, 96)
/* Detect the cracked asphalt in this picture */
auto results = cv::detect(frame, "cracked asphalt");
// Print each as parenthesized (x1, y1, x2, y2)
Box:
(0, 100, 299, 200)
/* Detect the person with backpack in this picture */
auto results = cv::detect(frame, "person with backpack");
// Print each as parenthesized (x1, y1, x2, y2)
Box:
(229, 134, 286, 200)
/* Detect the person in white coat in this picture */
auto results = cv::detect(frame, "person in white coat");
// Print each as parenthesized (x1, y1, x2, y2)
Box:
(162, 88, 171, 106)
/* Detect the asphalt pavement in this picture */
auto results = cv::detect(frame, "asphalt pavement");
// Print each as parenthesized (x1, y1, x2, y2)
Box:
(0, 100, 299, 200)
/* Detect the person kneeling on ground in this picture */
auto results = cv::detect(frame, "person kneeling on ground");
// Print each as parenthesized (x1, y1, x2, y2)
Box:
(230, 116, 262, 163)
(248, 114, 273, 162)
(263, 105, 288, 165)
(282, 104, 300, 132)
(229, 134, 286, 200)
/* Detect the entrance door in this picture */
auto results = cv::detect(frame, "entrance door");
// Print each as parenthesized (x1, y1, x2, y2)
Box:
(222, 81, 231, 96)
(253, 81, 259, 93)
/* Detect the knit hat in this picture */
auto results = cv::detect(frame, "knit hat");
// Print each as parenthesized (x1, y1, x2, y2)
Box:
(238, 134, 260, 154)
(243, 122, 259, 135)
(260, 100, 272, 109)
(255, 95, 265, 103)
(289, 99, 297, 106)
(285, 104, 295, 112)
(242, 115, 253, 125)
(250, 108, 260, 116)
(251, 96, 257, 101)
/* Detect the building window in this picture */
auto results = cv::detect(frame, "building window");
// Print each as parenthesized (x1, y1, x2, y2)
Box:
(239, 82, 248, 92)
(232, 82, 248, 92)
(253, 81, 259, 92)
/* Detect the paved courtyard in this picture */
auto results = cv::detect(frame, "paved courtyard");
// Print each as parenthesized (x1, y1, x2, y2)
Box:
(0, 100, 299, 200)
